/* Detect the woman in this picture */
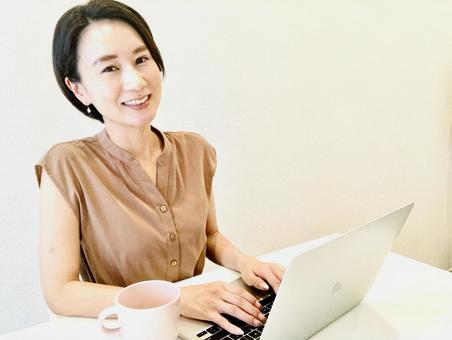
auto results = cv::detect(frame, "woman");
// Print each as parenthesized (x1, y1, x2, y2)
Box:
(36, 0, 283, 335)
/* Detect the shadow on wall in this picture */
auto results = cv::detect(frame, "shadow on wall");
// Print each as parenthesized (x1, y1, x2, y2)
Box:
(445, 73, 452, 272)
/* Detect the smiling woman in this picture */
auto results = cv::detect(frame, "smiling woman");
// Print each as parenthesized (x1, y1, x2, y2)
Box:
(35, 0, 284, 336)
(52, 0, 165, 123)
(64, 20, 162, 128)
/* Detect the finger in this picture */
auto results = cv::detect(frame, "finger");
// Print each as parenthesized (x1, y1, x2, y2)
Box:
(219, 302, 264, 328)
(265, 272, 281, 293)
(239, 268, 267, 291)
(243, 270, 271, 291)
(255, 267, 281, 293)
(270, 263, 285, 281)
(221, 290, 266, 322)
(210, 313, 244, 336)
(225, 284, 261, 308)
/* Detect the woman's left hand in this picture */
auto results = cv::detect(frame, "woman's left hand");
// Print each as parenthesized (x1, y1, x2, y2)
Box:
(238, 255, 285, 293)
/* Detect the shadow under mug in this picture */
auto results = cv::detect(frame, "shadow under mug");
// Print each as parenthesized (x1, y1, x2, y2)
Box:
(98, 280, 180, 340)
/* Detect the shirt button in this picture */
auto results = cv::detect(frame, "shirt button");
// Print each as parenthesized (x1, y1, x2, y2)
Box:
(170, 260, 177, 266)
(169, 233, 176, 241)
(160, 205, 167, 213)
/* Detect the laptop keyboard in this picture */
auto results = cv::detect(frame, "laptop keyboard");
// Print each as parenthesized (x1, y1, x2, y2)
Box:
(195, 292, 276, 340)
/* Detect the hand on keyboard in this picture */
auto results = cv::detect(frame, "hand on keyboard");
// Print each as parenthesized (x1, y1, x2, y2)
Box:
(237, 256, 285, 294)
(196, 292, 276, 340)
(180, 281, 267, 335)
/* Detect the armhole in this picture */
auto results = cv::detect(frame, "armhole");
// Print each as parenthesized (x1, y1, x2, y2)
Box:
(35, 163, 81, 223)
(206, 144, 217, 197)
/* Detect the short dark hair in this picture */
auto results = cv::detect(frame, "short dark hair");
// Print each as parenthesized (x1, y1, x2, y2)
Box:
(52, 0, 165, 123)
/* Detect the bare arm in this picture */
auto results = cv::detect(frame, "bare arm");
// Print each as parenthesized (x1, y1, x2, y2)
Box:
(39, 168, 121, 317)
(205, 193, 247, 272)
(206, 193, 284, 291)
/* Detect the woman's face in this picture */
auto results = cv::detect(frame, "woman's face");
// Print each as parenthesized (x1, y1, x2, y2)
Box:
(66, 19, 162, 128)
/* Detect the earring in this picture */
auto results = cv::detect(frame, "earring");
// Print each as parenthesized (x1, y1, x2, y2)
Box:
(87, 105, 91, 114)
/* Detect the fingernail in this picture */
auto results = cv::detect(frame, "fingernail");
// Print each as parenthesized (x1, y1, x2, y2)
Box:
(260, 283, 269, 290)
(259, 313, 266, 321)
(253, 319, 263, 327)
(234, 328, 244, 335)
(255, 301, 262, 308)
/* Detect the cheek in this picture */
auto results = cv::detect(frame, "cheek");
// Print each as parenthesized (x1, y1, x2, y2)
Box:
(149, 62, 163, 88)
(94, 80, 121, 103)
(151, 73, 162, 94)
(154, 77, 162, 92)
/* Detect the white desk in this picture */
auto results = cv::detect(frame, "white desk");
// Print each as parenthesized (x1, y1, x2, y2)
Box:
(3, 234, 452, 340)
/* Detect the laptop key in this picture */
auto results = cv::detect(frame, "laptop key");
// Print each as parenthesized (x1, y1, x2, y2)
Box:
(259, 294, 275, 306)
(205, 330, 230, 340)
(248, 330, 261, 338)
(206, 325, 222, 334)
(224, 315, 247, 328)
(197, 330, 208, 337)
(241, 325, 254, 334)
(242, 336, 254, 340)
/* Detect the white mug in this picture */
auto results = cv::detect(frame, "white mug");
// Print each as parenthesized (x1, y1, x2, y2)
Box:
(98, 280, 180, 340)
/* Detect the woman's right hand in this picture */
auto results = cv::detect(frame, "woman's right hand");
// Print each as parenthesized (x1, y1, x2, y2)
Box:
(180, 281, 266, 335)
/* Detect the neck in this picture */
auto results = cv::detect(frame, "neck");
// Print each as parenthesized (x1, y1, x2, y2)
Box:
(104, 122, 162, 163)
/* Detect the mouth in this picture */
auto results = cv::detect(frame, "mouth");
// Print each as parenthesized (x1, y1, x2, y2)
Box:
(122, 94, 151, 107)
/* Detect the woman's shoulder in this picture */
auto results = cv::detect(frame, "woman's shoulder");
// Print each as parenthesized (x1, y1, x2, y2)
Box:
(39, 136, 98, 164)
(163, 131, 216, 171)
(163, 130, 213, 150)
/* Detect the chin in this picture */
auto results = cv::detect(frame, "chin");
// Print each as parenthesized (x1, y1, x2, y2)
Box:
(126, 111, 157, 127)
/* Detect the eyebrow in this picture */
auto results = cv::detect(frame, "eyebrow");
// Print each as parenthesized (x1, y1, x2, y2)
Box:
(92, 45, 149, 66)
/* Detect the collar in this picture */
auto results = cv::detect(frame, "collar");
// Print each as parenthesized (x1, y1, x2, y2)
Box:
(95, 125, 171, 164)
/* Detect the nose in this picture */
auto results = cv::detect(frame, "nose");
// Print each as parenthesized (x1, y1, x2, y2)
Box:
(122, 65, 146, 92)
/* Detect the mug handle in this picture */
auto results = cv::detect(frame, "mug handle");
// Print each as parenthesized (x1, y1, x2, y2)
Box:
(98, 306, 120, 331)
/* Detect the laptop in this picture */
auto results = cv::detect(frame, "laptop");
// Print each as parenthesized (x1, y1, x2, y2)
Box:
(178, 202, 414, 340)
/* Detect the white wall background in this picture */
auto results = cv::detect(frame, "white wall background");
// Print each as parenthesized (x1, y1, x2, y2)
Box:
(1, 0, 452, 335)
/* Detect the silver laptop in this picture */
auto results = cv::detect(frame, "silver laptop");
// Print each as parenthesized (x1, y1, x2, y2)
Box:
(178, 202, 414, 340)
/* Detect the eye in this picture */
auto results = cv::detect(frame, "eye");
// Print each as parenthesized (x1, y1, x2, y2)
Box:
(136, 55, 150, 64)
(102, 65, 118, 73)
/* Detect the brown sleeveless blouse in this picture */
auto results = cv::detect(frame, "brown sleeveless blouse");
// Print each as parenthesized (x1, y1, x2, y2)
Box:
(35, 126, 217, 287)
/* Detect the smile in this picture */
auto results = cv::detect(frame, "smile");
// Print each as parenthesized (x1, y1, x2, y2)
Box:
(122, 95, 151, 106)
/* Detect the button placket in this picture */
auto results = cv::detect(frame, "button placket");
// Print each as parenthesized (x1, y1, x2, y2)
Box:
(100, 127, 183, 282)
(126, 138, 180, 282)
(154, 147, 180, 280)
(157, 205, 179, 281)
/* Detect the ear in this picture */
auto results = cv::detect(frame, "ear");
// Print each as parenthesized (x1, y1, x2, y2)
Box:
(64, 77, 92, 106)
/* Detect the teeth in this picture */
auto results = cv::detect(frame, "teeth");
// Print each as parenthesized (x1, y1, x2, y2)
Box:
(123, 95, 149, 106)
